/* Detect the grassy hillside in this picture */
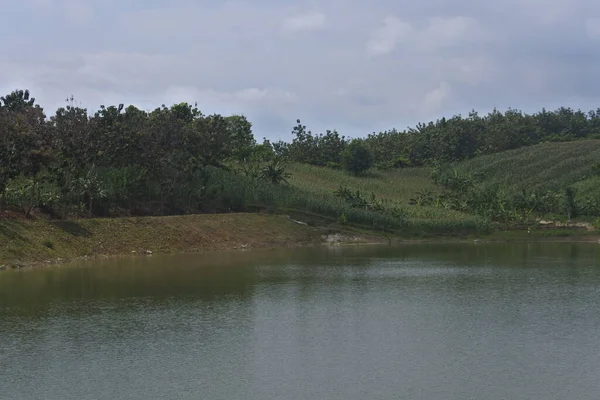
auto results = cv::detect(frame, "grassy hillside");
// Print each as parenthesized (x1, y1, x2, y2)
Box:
(454, 139, 600, 193)
(288, 163, 435, 203)
(287, 140, 600, 226)
(0, 163, 491, 270)
(413, 139, 600, 221)
(286, 163, 488, 233)
(4, 144, 599, 268)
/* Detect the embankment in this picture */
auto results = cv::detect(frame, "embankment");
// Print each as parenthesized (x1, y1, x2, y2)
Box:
(3, 212, 599, 270)
(0, 213, 386, 269)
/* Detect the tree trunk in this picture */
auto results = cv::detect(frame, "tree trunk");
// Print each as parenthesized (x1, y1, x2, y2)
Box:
(76, 187, 81, 220)
(160, 189, 164, 216)
(0, 186, 6, 212)
(62, 171, 73, 219)
(26, 176, 38, 218)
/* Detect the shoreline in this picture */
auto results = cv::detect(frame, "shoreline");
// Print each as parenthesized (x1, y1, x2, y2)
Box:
(0, 213, 388, 271)
(5, 234, 599, 272)
(1, 213, 598, 271)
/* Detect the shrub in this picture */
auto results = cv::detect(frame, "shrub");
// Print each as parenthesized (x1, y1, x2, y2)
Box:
(341, 140, 373, 176)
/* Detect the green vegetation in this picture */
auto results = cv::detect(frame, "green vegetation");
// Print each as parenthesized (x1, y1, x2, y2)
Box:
(286, 163, 488, 235)
(2, 86, 600, 267)
(428, 140, 600, 222)
(0, 89, 487, 239)
(275, 107, 600, 226)
(361, 108, 600, 168)
(287, 163, 435, 203)
(452, 140, 600, 191)
(341, 139, 374, 175)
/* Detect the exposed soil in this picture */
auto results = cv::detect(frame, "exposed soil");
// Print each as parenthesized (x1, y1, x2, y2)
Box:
(0, 213, 383, 270)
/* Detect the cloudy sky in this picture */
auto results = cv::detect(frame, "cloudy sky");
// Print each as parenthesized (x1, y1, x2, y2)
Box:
(2, 0, 600, 140)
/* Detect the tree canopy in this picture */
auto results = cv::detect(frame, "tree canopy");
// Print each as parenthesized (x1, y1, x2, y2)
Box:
(2, 88, 600, 224)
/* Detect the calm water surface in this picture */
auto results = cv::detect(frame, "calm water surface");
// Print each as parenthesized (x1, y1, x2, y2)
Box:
(1, 243, 600, 399)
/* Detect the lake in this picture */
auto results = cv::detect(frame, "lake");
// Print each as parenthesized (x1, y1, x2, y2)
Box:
(1, 242, 600, 399)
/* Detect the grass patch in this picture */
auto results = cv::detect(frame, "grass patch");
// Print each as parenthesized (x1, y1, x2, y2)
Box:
(454, 139, 600, 193)
(288, 163, 436, 203)
(286, 163, 489, 235)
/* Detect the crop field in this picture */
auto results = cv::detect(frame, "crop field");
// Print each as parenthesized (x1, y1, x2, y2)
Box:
(287, 163, 436, 203)
(454, 139, 600, 192)
(286, 163, 487, 235)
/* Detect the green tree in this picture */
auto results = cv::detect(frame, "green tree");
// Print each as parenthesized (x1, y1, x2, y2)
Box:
(341, 139, 373, 175)
(0, 89, 49, 213)
(48, 101, 92, 218)
(259, 156, 291, 185)
(564, 187, 577, 220)
(0, 107, 23, 209)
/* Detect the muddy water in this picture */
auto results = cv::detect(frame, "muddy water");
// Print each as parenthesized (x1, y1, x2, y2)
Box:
(2, 243, 600, 399)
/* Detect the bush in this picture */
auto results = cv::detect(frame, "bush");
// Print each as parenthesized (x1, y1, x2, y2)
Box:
(341, 140, 373, 176)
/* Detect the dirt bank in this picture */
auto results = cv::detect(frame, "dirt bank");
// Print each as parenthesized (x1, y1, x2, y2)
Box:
(0, 213, 384, 270)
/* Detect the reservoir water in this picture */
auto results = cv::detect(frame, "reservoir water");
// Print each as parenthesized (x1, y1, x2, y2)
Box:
(1, 243, 600, 399)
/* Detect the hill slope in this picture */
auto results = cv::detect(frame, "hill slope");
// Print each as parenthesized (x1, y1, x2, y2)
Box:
(287, 163, 436, 203)
(287, 140, 600, 224)
(454, 139, 600, 194)
(286, 163, 487, 232)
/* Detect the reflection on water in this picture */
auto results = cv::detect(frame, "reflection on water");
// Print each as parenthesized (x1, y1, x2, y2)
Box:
(1, 243, 600, 400)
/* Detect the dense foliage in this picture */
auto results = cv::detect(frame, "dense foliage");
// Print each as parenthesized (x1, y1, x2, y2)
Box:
(2, 87, 599, 231)
(0, 90, 278, 218)
(274, 120, 349, 168)
(0, 90, 418, 233)
(423, 140, 600, 221)
(362, 108, 600, 169)
(277, 107, 600, 173)
(341, 140, 374, 176)
(278, 107, 600, 223)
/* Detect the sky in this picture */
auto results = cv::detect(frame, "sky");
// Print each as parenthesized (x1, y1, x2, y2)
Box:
(2, 0, 600, 141)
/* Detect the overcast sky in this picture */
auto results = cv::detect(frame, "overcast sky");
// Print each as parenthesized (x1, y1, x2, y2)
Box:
(2, 0, 600, 141)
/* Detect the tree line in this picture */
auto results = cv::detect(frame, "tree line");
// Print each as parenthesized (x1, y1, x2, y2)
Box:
(0, 90, 286, 218)
(2, 88, 600, 223)
(280, 107, 600, 170)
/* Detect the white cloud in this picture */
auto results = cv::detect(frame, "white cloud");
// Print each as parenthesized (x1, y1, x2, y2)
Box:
(518, 0, 580, 25)
(163, 85, 297, 114)
(76, 52, 181, 85)
(420, 16, 481, 49)
(367, 16, 413, 57)
(367, 15, 487, 57)
(26, 0, 92, 22)
(233, 87, 297, 103)
(436, 56, 492, 85)
(282, 12, 326, 31)
(422, 82, 452, 114)
(63, 0, 93, 23)
(5, 0, 600, 140)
